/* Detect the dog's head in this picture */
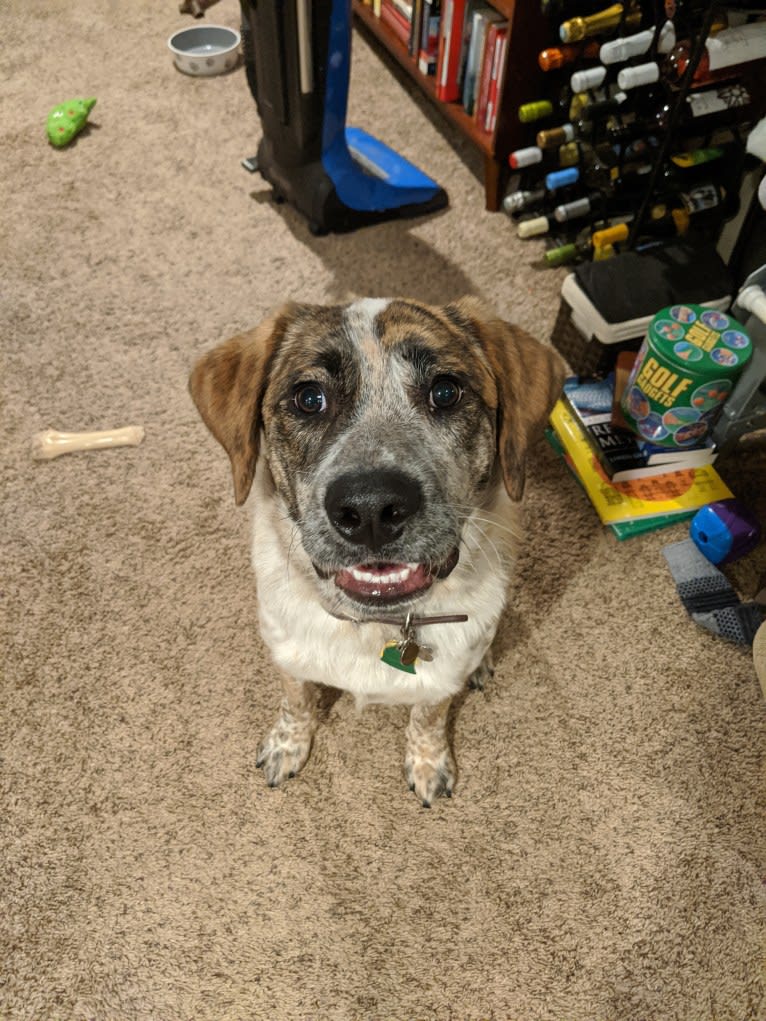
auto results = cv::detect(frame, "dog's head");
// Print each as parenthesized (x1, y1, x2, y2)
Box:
(190, 298, 565, 613)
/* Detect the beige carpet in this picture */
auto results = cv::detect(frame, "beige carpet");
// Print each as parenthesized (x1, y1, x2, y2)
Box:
(2, 2, 765, 1018)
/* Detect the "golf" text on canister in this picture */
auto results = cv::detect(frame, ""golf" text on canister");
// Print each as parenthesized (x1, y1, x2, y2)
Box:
(634, 356, 693, 408)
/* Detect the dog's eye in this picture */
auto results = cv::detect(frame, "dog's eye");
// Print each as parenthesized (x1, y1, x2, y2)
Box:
(293, 382, 327, 415)
(429, 376, 463, 411)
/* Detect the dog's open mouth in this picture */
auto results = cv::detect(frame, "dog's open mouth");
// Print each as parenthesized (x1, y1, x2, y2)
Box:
(322, 548, 460, 605)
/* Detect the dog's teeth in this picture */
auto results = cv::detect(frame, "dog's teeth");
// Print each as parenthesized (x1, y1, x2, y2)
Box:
(347, 564, 414, 586)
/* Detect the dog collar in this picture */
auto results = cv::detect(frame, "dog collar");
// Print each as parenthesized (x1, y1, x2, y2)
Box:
(330, 610, 468, 674)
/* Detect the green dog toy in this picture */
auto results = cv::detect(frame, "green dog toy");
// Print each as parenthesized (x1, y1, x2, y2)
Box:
(46, 97, 97, 148)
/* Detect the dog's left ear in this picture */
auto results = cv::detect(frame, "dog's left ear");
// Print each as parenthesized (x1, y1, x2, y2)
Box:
(189, 306, 293, 506)
(446, 297, 567, 502)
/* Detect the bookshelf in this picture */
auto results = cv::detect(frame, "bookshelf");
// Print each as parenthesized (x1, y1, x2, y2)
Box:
(352, 1, 548, 211)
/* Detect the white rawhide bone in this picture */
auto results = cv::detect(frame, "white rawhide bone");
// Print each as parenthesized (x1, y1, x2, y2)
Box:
(31, 425, 146, 461)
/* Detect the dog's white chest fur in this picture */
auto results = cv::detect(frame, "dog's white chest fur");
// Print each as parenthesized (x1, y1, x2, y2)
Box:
(251, 462, 518, 707)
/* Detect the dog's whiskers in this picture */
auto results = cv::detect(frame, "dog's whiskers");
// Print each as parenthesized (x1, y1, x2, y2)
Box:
(455, 503, 523, 544)
(460, 517, 505, 574)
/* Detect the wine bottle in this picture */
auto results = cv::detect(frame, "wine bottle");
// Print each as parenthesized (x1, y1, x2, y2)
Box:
(544, 220, 627, 265)
(670, 146, 724, 168)
(559, 142, 581, 167)
(608, 119, 657, 148)
(542, 0, 623, 16)
(600, 208, 690, 247)
(663, 1, 728, 40)
(545, 237, 595, 265)
(657, 80, 753, 131)
(631, 180, 730, 244)
(518, 216, 552, 238)
(538, 40, 600, 71)
(553, 192, 606, 222)
(509, 146, 545, 169)
(559, 3, 642, 44)
(618, 62, 661, 90)
(664, 22, 766, 85)
(600, 24, 675, 64)
(518, 100, 556, 123)
(570, 66, 607, 93)
(508, 142, 580, 170)
(536, 124, 576, 149)
(579, 141, 620, 189)
(518, 88, 587, 123)
(620, 136, 660, 168)
(502, 188, 547, 214)
(545, 167, 581, 190)
(578, 91, 628, 121)
(663, 180, 728, 218)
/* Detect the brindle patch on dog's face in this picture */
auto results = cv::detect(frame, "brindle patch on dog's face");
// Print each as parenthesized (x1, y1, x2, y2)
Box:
(259, 299, 500, 608)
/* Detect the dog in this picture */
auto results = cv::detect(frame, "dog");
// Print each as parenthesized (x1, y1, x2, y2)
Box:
(189, 297, 565, 805)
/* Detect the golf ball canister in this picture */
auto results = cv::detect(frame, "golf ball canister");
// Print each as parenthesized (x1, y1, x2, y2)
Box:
(620, 305, 752, 448)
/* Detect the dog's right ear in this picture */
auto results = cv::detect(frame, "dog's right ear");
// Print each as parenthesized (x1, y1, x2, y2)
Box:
(189, 308, 292, 506)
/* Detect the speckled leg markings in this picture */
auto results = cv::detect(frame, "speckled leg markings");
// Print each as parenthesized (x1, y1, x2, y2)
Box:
(256, 674, 319, 787)
(467, 649, 494, 691)
(405, 698, 455, 807)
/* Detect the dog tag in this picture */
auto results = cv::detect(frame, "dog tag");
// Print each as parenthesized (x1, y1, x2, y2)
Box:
(399, 639, 420, 666)
(380, 640, 417, 674)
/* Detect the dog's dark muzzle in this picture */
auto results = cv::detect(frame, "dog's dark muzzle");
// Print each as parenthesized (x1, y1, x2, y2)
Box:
(324, 469, 423, 552)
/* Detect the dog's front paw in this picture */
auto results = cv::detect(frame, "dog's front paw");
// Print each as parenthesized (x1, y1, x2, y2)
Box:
(256, 719, 313, 788)
(404, 746, 456, 807)
(467, 650, 494, 691)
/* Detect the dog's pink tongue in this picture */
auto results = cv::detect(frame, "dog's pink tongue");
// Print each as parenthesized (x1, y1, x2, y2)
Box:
(335, 562, 432, 600)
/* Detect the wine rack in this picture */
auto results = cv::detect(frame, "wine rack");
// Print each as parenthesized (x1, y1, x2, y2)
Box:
(505, 0, 766, 267)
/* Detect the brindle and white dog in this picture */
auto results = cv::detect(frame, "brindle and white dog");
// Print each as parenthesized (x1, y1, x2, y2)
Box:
(190, 297, 565, 805)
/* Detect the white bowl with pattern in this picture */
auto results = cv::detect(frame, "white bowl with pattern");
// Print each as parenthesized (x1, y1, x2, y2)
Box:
(168, 25, 241, 77)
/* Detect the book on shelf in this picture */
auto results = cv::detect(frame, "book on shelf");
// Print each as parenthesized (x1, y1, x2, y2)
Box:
(549, 400, 732, 527)
(461, 5, 504, 114)
(381, 0, 412, 46)
(436, 0, 467, 101)
(474, 19, 507, 127)
(483, 26, 507, 132)
(455, 0, 480, 95)
(562, 374, 717, 482)
(391, 0, 413, 17)
(418, 0, 441, 74)
(409, 0, 424, 56)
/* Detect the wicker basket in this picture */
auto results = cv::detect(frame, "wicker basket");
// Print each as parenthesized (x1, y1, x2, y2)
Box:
(550, 297, 641, 378)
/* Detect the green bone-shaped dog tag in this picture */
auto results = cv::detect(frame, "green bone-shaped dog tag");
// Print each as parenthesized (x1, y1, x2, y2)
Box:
(380, 641, 417, 674)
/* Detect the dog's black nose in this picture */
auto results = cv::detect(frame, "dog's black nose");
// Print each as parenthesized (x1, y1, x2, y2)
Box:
(324, 470, 423, 550)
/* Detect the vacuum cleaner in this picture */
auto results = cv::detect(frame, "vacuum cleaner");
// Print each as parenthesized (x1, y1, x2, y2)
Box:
(240, 0, 448, 234)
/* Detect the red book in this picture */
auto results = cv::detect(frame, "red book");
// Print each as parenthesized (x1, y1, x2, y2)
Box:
(380, 0, 411, 46)
(435, 0, 466, 101)
(484, 27, 508, 133)
(474, 20, 505, 128)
